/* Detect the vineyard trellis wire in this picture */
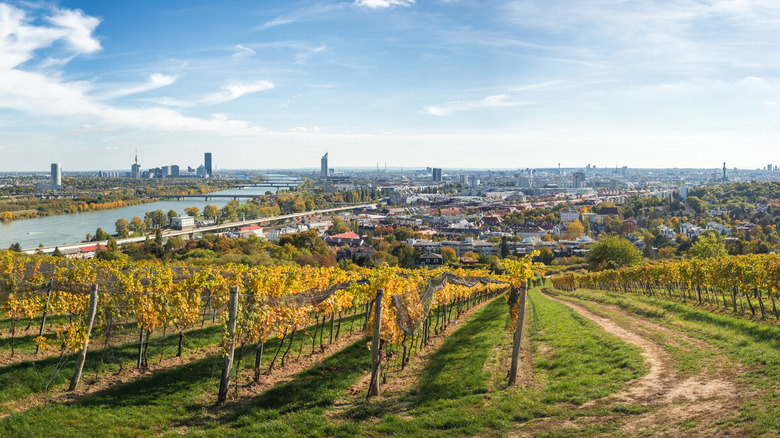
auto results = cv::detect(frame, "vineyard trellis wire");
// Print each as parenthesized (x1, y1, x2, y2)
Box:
(550, 253, 780, 321)
(0, 250, 542, 403)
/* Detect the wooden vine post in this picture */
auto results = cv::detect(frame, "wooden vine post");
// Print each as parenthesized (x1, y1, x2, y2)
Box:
(367, 289, 384, 399)
(68, 284, 99, 391)
(217, 286, 239, 405)
(508, 280, 527, 387)
(35, 279, 54, 355)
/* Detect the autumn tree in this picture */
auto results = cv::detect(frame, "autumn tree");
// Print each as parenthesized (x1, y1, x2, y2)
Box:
(184, 206, 200, 218)
(440, 247, 457, 263)
(115, 218, 130, 238)
(130, 216, 145, 234)
(690, 230, 727, 258)
(203, 205, 219, 220)
(565, 221, 585, 239)
(587, 236, 642, 271)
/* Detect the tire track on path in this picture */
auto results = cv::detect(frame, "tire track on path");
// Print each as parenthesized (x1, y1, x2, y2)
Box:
(535, 290, 745, 437)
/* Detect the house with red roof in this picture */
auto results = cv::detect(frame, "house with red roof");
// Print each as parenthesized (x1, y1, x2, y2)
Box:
(237, 224, 264, 238)
(326, 231, 364, 246)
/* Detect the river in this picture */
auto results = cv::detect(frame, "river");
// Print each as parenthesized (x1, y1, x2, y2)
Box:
(0, 183, 297, 250)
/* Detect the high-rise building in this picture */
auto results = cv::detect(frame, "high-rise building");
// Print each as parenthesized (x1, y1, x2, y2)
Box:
(50, 163, 61, 188)
(469, 175, 480, 188)
(573, 172, 585, 188)
(321, 153, 328, 178)
(768, 164, 773, 172)
(171, 165, 180, 177)
(432, 168, 442, 182)
(131, 150, 141, 178)
(205, 152, 213, 178)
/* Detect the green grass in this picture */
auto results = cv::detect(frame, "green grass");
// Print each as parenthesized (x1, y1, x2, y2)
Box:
(0, 292, 649, 437)
(545, 291, 716, 377)
(554, 287, 780, 435)
(354, 289, 647, 437)
(0, 311, 368, 437)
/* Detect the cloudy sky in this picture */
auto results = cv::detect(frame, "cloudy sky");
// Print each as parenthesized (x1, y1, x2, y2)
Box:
(1, 0, 779, 172)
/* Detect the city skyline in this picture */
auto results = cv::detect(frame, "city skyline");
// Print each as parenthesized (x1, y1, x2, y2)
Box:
(2, 1, 780, 171)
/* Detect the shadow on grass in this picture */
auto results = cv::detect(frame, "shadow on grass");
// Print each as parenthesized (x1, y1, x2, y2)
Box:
(0, 324, 223, 404)
(223, 338, 369, 418)
(415, 298, 508, 406)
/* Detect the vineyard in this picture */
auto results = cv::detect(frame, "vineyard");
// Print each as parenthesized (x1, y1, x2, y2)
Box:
(550, 253, 780, 320)
(0, 251, 539, 403)
(2, 250, 780, 436)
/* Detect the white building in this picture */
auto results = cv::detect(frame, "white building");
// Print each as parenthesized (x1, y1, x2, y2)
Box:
(559, 209, 580, 222)
(707, 222, 732, 236)
(171, 216, 195, 230)
(657, 225, 677, 240)
(681, 222, 703, 239)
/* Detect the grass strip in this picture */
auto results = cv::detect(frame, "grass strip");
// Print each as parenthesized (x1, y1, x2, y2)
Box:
(0, 313, 367, 437)
(556, 287, 780, 435)
(360, 289, 646, 437)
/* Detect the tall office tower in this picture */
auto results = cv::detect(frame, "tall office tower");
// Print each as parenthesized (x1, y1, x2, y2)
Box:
(132, 150, 141, 178)
(51, 163, 62, 188)
(205, 152, 213, 178)
(573, 171, 585, 188)
(432, 168, 442, 182)
(321, 153, 328, 178)
(171, 165, 180, 177)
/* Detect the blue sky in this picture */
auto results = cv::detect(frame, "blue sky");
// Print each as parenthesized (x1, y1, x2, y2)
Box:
(1, 0, 779, 172)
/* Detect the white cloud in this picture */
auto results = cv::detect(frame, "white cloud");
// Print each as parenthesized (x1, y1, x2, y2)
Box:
(423, 94, 530, 116)
(295, 45, 328, 64)
(0, 3, 101, 69)
(232, 44, 256, 58)
(0, 3, 264, 135)
(200, 80, 275, 105)
(355, 0, 414, 9)
(256, 3, 347, 30)
(99, 73, 178, 99)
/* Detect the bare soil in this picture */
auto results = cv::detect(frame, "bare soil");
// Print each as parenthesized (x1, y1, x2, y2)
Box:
(514, 291, 751, 437)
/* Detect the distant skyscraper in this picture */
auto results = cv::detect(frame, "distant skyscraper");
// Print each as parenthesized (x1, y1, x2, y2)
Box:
(50, 163, 61, 188)
(205, 152, 213, 178)
(321, 153, 328, 178)
(132, 150, 140, 178)
(171, 165, 180, 177)
(432, 168, 442, 182)
(573, 172, 585, 188)
(768, 164, 773, 172)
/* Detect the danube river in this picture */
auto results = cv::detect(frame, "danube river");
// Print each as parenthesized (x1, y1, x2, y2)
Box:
(0, 185, 289, 250)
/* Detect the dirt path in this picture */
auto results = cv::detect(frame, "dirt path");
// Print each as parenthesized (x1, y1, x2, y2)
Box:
(524, 291, 748, 437)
